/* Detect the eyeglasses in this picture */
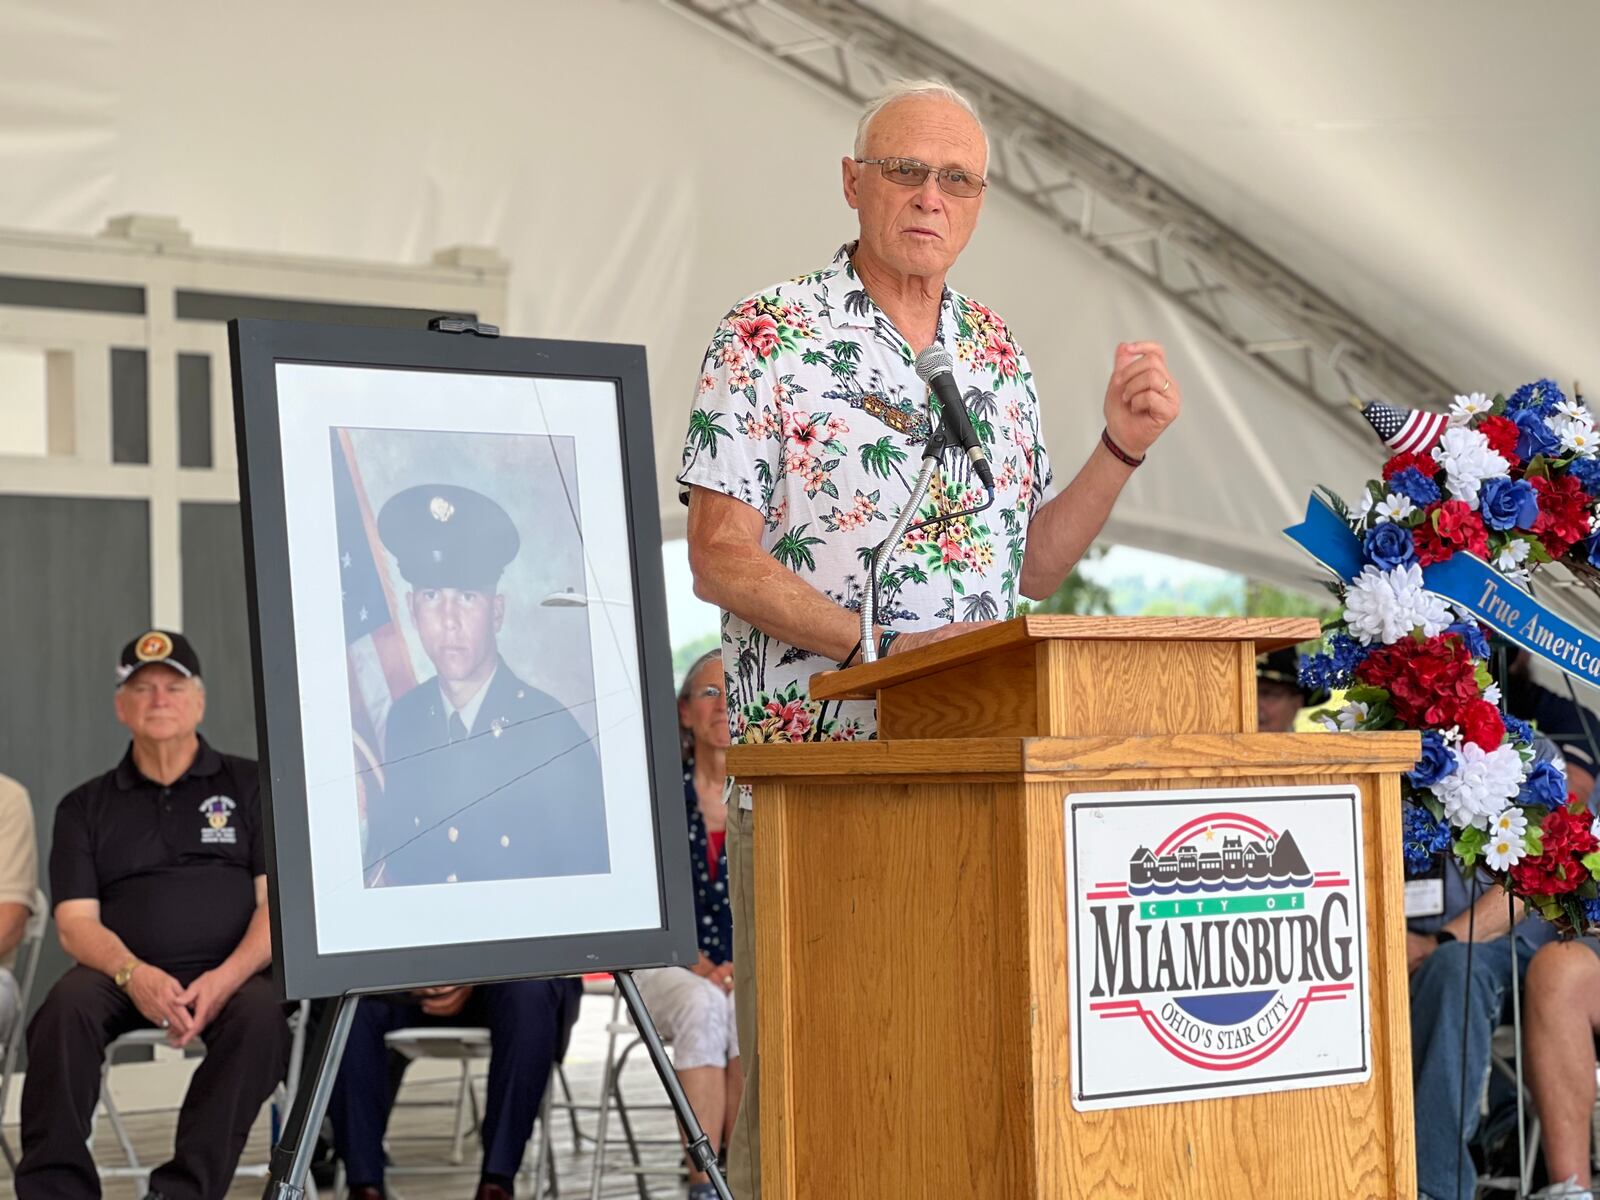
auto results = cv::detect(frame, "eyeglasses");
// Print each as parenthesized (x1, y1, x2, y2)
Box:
(692, 686, 725, 701)
(854, 157, 987, 199)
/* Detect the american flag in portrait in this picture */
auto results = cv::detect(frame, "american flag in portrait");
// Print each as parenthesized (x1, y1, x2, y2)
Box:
(331, 430, 417, 850)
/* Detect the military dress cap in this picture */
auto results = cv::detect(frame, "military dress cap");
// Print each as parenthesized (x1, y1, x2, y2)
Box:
(377, 483, 521, 589)
(1256, 647, 1329, 708)
(116, 629, 202, 686)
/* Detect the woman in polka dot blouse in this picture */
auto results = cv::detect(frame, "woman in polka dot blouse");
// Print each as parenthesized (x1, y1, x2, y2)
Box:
(635, 651, 740, 1199)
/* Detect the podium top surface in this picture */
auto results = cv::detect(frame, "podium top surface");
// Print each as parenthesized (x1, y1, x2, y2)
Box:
(809, 615, 1321, 702)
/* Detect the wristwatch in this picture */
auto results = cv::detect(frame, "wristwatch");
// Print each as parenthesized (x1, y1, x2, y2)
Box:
(1433, 930, 1457, 946)
(114, 959, 141, 989)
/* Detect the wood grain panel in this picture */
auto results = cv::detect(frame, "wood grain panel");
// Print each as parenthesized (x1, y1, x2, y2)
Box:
(728, 732, 1422, 782)
(1238, 640, 1259, 731)
(755, 779, 1032, 1199)
(754, 783, 797, 1195)
(1040, 638, 1246, 736)
(1026, 773, 1409, 1197)
(876, 643, 1039, 740)
(810, 616, 1322, 701)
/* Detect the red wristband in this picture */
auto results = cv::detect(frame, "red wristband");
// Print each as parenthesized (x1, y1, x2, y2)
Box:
(1100, 427, 1145, 468)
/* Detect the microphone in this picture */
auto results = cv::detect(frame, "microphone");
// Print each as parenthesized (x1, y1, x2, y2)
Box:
(914, 345, 995, 492)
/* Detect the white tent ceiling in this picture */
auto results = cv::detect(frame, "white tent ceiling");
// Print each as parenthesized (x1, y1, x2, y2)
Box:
(1, 0, 1595, 597)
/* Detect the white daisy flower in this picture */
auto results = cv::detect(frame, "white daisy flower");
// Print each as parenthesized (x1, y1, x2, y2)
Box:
(1373, 492, 1417, 524)
(1490, 806, 1528, 841)
(1560, 421, 1599, 458)
(1495, 539, 1532, 572)
(1433, 426, 1510, 507)
(1591, 814, 1600, 843)
(1343, 563, 1455, 645)
(1484, 682, 1503, 705)
(1333, 700, 1370, 732)
(1484, 829, 1527, 872)
(1431, 743, 1527, 830)
(1449, 392, 1494, 425)
(1315, 714, 1341, 733)
(1557, 398, 1593, 424)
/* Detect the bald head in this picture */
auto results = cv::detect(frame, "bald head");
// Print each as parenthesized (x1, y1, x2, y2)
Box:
(844, 85, 989, 284)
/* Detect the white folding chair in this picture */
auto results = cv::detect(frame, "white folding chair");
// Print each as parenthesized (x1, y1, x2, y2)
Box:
(0, 888, 51, 1170)
(1479, 1022, 1541, 1197)
(371, 1025, 559, 1197)
(586, 983, 684, 1200)
(95, 997, 313, 1194)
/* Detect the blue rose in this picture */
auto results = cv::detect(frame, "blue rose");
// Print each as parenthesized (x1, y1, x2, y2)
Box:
(1513, 408, 1561, 461)
(1478, 476, 1540, 532)
(1363, 522, 1416, 571)
(1587, 534, 1600, 570)
(1502, 712, 1535, 747)
(1390, 466, 1442, 507)
(1569, 456, 1600, 496)
(1446, 620, 1489, 660)
(1519, 759, 1569, 808)
(1407, 730, 1456, 789)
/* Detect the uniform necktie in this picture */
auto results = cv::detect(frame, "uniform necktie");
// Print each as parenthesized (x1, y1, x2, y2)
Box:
(448, 712, 469, 744)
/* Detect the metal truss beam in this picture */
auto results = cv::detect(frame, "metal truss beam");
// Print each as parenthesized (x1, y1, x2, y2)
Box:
(662, 0, 1459, 437)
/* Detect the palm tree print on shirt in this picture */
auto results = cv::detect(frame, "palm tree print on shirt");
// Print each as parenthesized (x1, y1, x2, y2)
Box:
(676, 243, 1053, 746)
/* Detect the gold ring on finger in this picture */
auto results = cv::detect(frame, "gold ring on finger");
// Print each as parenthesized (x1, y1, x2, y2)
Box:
(1161, 377, 1171, 393)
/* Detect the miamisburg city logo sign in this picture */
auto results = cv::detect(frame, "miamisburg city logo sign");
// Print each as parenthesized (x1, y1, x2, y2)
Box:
(1065, 786, 1372, 1111)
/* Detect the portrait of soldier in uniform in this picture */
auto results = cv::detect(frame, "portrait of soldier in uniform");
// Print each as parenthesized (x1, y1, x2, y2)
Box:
(330, 427, 611, 890)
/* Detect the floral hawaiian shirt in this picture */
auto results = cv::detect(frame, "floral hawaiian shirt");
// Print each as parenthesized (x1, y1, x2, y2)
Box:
(677, 242, 1053, 753)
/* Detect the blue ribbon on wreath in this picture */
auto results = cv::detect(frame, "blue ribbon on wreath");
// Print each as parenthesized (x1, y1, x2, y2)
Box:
(1284, 492, 1600, 687)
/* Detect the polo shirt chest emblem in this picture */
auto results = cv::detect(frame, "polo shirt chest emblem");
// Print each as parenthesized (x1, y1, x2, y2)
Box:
(199, 795, 237, 844)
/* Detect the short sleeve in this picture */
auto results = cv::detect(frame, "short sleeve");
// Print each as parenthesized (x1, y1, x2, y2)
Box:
(48, 792, 98, 905)
(235, 760, 267, 877)
(1017, 349, 1054, 519)
(0, 778, 36, 910)
(675, 305, 784, 523)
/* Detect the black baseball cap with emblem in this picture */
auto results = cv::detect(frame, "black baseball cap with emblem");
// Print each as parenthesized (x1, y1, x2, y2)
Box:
(376, 483, 521, 589)
(116, 629, 203, 687)
(1256, 647, 1329, 708)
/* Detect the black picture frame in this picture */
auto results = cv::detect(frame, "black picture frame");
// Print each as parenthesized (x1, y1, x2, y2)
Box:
(230, 317, 697, 1000)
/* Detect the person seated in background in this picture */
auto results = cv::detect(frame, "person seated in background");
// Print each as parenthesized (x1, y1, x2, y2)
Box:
(329, 976, 581, 1199)
(0, 771, 37, 1040)
(635, 652, 742, 1200)
(1524, 933, 1600, 1200)
(1255, 647, 1327, 732)
(1407, 726, 1577, 1200)
(1504, 645, 1597, 802)
(16, 631, 288, 1200)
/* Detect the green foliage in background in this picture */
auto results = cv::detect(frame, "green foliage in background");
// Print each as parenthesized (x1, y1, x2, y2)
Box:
(673, 631, 722, 687)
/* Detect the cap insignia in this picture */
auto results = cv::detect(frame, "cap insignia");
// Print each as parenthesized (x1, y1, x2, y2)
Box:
(430, 496, 455, 523)
(136, 632, 173, 662)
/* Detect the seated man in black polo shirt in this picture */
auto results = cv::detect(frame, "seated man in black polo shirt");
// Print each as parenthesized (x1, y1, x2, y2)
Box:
(16, 630, 289, 1200)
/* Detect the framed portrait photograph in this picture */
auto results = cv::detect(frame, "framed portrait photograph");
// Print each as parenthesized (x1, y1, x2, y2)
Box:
(230, 319, 696, 1000)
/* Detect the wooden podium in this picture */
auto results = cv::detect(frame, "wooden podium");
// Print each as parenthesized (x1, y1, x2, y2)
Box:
(725, 617, 1420, 1199)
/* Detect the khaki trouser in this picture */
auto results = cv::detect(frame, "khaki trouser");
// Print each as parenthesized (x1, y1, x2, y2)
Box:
(726, 804, 761, 1198)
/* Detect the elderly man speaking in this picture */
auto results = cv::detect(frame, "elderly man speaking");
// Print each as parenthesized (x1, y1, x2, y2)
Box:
(677, 79, 1182, 1196)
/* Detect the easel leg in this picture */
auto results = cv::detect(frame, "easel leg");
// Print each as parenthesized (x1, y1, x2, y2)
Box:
(613, 970, 734, 1200)
(265, 994, 361, 1200)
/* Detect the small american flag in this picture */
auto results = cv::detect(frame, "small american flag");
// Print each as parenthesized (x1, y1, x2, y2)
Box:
(1354, 399, 1448, 455)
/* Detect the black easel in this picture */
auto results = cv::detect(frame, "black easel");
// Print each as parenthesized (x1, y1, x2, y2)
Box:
(266, 315, 730, 1197)
(264, 993, 359, 1199)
